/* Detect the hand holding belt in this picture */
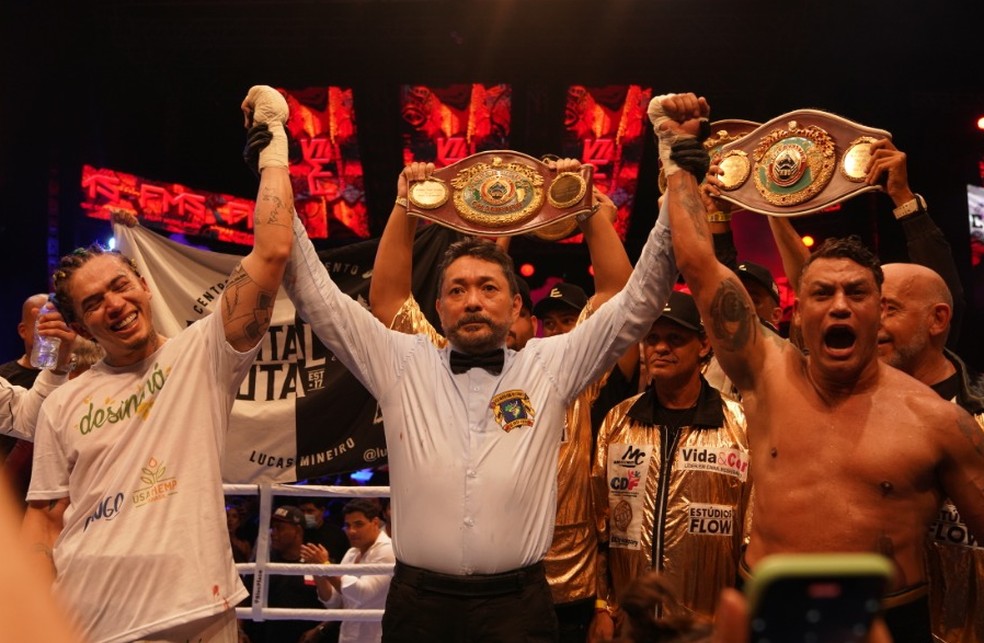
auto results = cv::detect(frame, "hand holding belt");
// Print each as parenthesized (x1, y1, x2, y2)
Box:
(405, 150, 594, 237)
(450, 349, 504, 375)
(712, 109, 891, 217)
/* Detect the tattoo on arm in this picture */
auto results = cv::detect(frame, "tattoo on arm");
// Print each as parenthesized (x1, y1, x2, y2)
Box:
(224, 263, 275, 344)
(258, 186, 293, 228)
(955, 413, 984, 458)
(671, 183, 710, 241)
(709, 279, 758, 352)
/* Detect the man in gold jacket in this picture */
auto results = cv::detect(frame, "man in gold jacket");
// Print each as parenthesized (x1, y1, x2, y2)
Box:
(589, 291, 750, 642)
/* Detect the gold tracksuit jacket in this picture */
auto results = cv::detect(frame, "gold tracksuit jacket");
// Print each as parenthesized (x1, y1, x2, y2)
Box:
(592, 379, 750, 620)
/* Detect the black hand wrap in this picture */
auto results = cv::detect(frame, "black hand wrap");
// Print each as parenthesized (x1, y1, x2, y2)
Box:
(242, 123, 300, 177)
(243, 123, 273, 178)
(669, 138, 711, 181)
(697, 118, 711, 143)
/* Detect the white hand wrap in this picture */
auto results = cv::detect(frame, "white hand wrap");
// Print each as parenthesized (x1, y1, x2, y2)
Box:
(647, 93, 692, 178)
(244, 85, 289, 169)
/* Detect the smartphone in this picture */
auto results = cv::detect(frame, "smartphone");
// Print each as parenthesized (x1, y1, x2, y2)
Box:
(744, 553, 894, 643)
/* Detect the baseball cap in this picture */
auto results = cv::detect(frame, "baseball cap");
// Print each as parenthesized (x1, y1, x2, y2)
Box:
(533, 282, 588, 318)
(736, 262, 780, 304)
(515, 275, 534, 313)
(659, 290, 703, 332)
(271, 505, 304, 526)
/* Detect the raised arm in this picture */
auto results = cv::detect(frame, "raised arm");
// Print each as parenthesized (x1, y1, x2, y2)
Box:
(866, 138, 965, 344)
(222, 85, 294, 352)
(654, 93, 768, 392)
(369, 162, 433, 326)
(766, 216, 810, 295)
(579, 185, 638, 379)
(580, 186, 632, 305)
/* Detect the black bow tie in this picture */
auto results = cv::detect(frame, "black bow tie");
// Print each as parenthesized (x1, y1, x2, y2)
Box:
(449, 349, 505, 375)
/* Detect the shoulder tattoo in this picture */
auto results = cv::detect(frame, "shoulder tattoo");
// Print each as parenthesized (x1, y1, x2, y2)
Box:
(709, 278, 757, 352)
(955, 411, 984, 458)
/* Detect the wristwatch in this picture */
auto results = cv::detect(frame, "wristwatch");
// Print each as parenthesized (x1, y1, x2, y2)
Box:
(892, 193, 926, 220)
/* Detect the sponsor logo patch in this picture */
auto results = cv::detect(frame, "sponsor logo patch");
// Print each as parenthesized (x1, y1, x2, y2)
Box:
(687, 503, 735, 536)
(676, 446, 749, 481)
(132, 457, 178, 508)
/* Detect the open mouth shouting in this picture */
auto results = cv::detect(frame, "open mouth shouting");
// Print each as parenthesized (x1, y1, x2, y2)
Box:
(822, 324, 857, 358)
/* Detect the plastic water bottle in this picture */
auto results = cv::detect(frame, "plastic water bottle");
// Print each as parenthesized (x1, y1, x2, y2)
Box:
(30, 297, 61, 370)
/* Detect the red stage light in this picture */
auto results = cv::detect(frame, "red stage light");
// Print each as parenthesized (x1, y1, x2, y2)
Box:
(588, 265, 595, 277)
(977, 116, 984, 131)
(802, 235, 815, 248)
(519, 263, 535, 278)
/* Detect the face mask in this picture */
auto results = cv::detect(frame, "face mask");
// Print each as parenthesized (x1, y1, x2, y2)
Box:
(303, 514, 318, 529)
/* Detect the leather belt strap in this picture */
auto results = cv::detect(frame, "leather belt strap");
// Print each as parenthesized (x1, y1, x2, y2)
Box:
(714, 109, 891, 217)
(393, 560, 544, 597)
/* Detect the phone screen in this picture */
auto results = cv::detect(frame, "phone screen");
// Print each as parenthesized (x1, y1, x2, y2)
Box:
(749, 575, 887, 643)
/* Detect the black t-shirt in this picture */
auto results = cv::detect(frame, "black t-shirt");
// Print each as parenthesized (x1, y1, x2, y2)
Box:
(930, 372, 961, 403)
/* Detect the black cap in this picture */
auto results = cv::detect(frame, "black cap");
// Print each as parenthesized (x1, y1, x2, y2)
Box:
(271, 505, 304, 526)
(515, 275, 534, 313)
(659, 290, 703, 332)
(533, 282, 588, 318)
(736, 262, 780, 304)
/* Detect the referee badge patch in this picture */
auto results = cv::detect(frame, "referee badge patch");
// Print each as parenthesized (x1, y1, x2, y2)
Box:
(490, 390, 535, 432)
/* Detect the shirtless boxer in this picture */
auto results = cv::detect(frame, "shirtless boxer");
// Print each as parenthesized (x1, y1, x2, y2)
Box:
(653, 91, 984, 643)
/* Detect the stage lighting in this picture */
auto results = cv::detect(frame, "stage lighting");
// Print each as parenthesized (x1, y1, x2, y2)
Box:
(519, 262, 535, 277)
(977, 115, 984, 131)
(802, 235, 815, 248)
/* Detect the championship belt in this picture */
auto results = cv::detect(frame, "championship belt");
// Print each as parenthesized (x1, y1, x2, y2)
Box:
(658, 119, 760, 194)
(406, 150, 594, 237)
(712, 109, 891, 217)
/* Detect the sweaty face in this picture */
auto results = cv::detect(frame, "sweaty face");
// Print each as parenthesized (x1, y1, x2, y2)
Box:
(794, 258, 882, 380)
(539, 309, 579, 338)
(343, 511, 382, 553)
(436, 256, 520, 354)
(69, 255, 157, 367)
(507, 309, 536, 350)
(642, 318, 708, 388)
(878, 273, 933, 374)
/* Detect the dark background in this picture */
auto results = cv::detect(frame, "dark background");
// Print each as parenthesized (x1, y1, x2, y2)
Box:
(2, 0, 983, 367)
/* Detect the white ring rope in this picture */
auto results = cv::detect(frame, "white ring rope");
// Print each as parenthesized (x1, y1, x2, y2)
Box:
(226, 482, 392, 624)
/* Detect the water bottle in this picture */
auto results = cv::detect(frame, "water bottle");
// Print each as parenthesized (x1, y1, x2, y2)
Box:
(30, 296, 61, 370)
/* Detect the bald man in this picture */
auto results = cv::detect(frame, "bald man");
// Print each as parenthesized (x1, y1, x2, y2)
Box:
(1, 294, 75, 505)
(1, 294, 49, 459)
(879, 262, 984, 643)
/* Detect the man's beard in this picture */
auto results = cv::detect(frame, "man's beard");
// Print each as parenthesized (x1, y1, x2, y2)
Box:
(445, 314, 510, 354)
(884, 334, 927, 375)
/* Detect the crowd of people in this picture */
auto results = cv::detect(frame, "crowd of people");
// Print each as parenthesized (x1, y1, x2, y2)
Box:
(1, 85, 982, 643)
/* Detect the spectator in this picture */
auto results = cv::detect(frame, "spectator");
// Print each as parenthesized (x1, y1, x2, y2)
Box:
(302, 498, 395, 643)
